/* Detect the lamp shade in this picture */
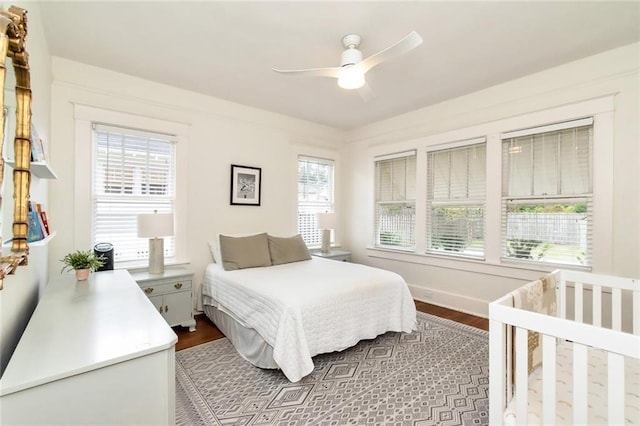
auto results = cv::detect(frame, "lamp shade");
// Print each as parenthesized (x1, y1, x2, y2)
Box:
(137, 212, 174, 238)
(317, 212, 336, 230)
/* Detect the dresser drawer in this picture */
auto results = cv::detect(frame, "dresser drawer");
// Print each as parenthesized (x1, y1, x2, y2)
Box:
(141, 279, 192, 296)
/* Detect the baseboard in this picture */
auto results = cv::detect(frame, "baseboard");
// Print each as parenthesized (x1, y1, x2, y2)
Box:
(408, 283, 489, 319)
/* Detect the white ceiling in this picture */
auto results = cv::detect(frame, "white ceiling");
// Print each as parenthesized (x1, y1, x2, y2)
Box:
(40, 1, 640, 130)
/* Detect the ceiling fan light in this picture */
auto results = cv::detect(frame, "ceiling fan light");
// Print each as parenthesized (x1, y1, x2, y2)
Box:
(338, 66, 365, 90)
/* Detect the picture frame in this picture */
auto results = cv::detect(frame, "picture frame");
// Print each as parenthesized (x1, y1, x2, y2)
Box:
(230, 164, 261, 206)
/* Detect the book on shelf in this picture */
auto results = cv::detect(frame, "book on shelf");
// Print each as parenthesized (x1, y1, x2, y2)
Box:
(26, 201, 52, 243)
(27, 203, 45, 243)
(30, 124, 40, 162)
(36, 203, 50, 236)
(35, 138, 46, 162)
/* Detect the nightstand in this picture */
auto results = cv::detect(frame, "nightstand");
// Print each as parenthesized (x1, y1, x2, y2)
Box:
(311, 250, 351, 262)
(130, 268, 196, 332)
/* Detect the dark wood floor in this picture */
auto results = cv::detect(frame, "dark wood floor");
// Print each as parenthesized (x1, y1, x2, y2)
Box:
(173, 300, 488, 351)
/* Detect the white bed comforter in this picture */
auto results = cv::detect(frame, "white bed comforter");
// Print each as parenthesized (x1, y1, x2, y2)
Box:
(202, 257, 416, 382)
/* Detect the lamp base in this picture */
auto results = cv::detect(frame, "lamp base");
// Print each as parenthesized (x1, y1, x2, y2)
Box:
(321, 229, 331, 254)
(148, 238, 165, 274)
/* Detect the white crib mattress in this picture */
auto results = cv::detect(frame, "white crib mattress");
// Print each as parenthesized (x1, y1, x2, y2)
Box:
(504, 341, 640, 425)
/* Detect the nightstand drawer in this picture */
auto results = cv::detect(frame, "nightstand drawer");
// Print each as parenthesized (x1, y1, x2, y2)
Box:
(141, 279, 192, 296)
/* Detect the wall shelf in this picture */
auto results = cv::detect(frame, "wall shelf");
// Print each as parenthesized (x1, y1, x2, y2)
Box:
(29, 231, 56, 247)
(3, 231, 56, 248)
(4, 159, 57, 179)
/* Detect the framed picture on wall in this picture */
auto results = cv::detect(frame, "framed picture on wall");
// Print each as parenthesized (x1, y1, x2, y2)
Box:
(230, 164, 262, 206)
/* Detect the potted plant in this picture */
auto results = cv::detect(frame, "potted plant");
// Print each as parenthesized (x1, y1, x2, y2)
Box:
(60, 250, 105, 281)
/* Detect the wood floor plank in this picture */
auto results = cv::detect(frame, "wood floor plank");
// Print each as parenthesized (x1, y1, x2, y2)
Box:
(173, 300, 488, 351)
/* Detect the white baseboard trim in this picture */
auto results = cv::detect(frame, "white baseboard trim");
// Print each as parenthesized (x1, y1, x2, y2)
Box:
(408, 283, 489, 319)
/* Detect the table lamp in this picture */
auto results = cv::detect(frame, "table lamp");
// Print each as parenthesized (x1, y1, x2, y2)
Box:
(317, 212, 336, 254)
(137, 210, 174, 274)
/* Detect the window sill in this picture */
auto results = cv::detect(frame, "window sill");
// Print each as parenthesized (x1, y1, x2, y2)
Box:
(116, 259, 190, 274)
(365, 246, 574, 281)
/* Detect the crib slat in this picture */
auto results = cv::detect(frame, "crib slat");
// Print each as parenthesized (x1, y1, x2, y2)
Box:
(489, 319, 507, 425)
(507, 325, 513, 398)
(542, 334, 556, 425)
(559, 278, 567, 320)
(612, 288, 622, 331)
(575, 282, 584, 323)
(608, 352, 625, 425)
(592, 285, 602, 328)
(515, 327, 528, 425)
(573, 343, 588, 425)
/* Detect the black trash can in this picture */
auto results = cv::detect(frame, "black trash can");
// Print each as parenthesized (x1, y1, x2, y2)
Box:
(94, 242, 114, 271)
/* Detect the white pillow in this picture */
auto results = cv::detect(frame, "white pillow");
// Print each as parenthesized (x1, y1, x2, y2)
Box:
(208, 239, 221, 263)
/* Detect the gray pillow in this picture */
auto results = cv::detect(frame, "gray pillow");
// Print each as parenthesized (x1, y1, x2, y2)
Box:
(219, 233, 272, 271)
(268, 234, 311, 265)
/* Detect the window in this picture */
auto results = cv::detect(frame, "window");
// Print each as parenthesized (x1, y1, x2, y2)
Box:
(502, 118, 593, 267)
(374, 151, 416, 250)
(93, 124, 177, 265)
(298, 156, 334, 246)
(427, 140, 486, 257)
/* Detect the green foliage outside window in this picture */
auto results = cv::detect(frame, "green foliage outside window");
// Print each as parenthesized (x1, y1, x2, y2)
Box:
(432, 234, 467, 251)
(506, 239, 551, 260)
(512, 204, 586, 213)
(379, 232, 402, 246)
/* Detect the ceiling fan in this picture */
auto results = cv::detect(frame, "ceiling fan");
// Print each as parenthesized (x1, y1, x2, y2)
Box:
(272, 31, 423, 96)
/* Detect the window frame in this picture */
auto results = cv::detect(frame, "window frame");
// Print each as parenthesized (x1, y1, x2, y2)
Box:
(374, 150, 417, 251)
(73, 105, 189, 268)
(366, 96, 614, 275)
(297, 155, 335, 248)
(500, 118, 594, 268)
(426, 139, 486, 259)
(92, 123, 178, 266)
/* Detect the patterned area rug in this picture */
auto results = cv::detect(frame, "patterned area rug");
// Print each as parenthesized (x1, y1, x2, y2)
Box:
(175, 312, 488, 425)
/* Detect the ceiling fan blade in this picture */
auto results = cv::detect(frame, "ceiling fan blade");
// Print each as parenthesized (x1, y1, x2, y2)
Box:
(358, 31, 423, 74)
(357, 83, 375, 102)
(272, 66, 341, 78)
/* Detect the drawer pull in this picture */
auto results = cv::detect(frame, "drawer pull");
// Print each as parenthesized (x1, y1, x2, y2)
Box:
(144, 287, 154, 294)
(158, 306, 162, 313)
(164, 306, 168, 313)
(174, 282, 183, 289)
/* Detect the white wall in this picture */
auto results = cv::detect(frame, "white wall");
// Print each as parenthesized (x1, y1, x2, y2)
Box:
(48, 57, 343, 309)
(0, 2, 52, 375)
(342, 43, 640, 317)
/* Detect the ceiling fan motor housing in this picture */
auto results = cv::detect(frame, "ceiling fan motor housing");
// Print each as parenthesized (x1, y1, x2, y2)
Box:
(341, 47, 363, 67)
(341, 34, 363, 66)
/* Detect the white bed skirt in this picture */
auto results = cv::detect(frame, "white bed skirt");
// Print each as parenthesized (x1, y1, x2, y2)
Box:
(202, 304, 279, 369)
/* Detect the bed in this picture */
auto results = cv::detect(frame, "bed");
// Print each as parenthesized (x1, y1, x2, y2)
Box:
(489, 270, 640, 425)
(202, 233, 416, 382)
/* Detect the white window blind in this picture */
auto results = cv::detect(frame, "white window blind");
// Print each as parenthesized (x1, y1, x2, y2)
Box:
(93, 124, 176, 264)
(374, 151, 416, 250)
(298, 156, 334, 247)
(502, 119, 593, 267)
(426, 141, 486, 257)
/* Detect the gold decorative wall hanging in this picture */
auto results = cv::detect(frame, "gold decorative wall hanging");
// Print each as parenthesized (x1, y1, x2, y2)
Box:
(0, 6, 32, 290)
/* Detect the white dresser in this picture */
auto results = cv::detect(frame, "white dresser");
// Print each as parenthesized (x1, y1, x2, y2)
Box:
(0, 270, 177, 425)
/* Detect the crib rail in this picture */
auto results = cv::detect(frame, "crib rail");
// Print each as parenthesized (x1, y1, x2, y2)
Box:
(489, 270, 640, 425)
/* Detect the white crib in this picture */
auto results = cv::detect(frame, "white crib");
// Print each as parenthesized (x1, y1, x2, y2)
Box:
(489, 269, 640, 425)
